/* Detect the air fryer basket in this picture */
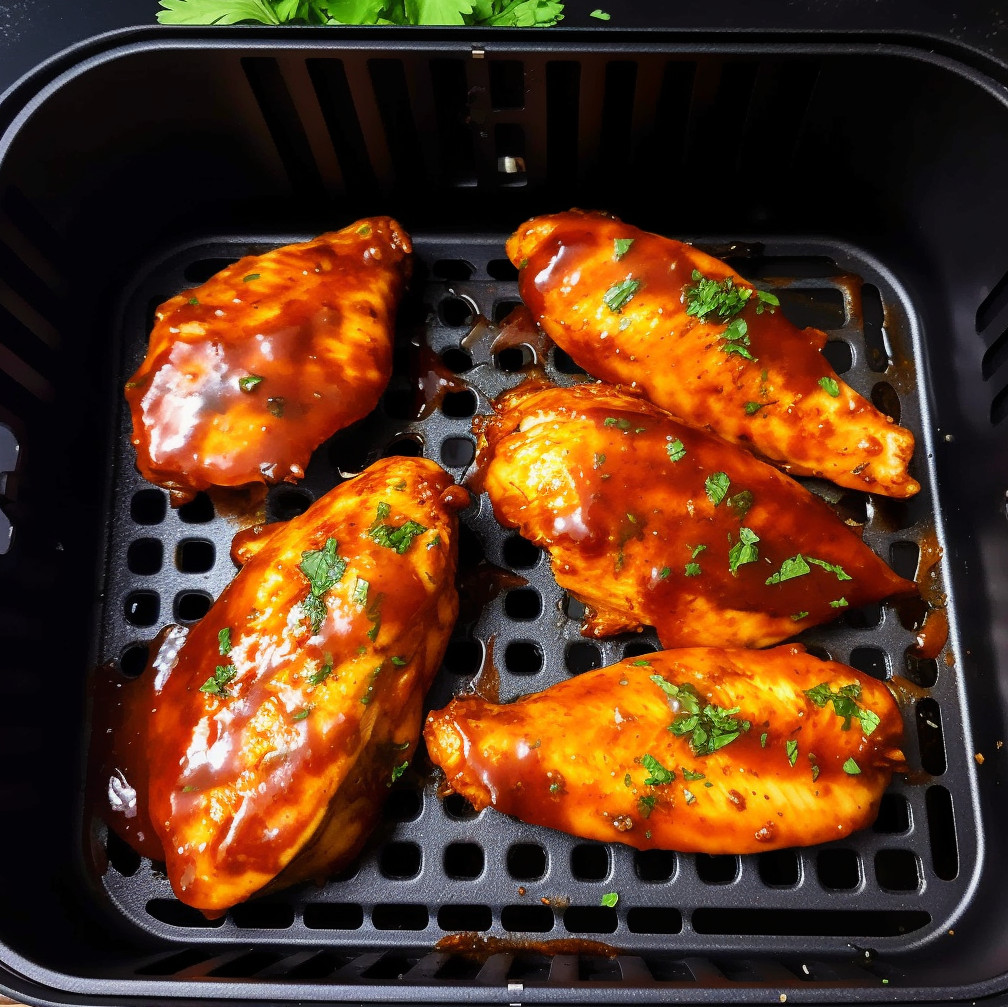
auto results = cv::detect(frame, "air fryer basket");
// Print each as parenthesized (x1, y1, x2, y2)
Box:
(2, 30, 1008, 1006)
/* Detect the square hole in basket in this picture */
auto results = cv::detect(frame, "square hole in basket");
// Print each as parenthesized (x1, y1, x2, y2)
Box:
(564, 906, 618, 934)
(816, 849, 861, 890)
(874, 850, 921, 891)
(502, 904, 554, 933)
(131, 489, 167, 525)
(174, 590, 212, 623)
(758, 850, 801, 888)
(442, 637, 483, 675)
(873, 793, 911, 834)
(127, 538, 163, 575)
(504, 639, 544, 675)
(696, 854, 740, 885)
(383, 787, 423, 822)
(176, 538, 215, 573)
(565, 641, 602, 674)
(303, 903, 365, 930)
(178, 492, 214, 524)
(124, 590, 159, 627)
(628, 907, 683, 935)
(504, 587, 542, 620)
(571, 843, 610, 881)
(444, 842, 484, 879)
(371, 906, 429, 932)
(379, 841, 422, 880)
(634, 849, 677, 882)
(437, 904, 492, 932)
(502, 534, 542, 569)
(507, 842, 547, 880)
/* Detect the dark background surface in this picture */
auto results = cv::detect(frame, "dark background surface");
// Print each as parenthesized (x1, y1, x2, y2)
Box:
(2, 0, 1008, 100)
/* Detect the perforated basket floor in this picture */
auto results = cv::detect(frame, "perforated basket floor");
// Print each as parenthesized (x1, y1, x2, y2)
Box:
(90, 228, 969, 992)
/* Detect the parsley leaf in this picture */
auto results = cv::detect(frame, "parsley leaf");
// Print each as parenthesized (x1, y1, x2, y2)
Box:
(727, 490, 754, 520)
(843, 757, 861, 775)
(600, 891, 618, 907)
(760, 732, 768, 748)
(243, 272, 261, 282)
(807, 556, 853, 581)
(368, 504, 428, 554)
(682, 768, 705, 781)
(292, 708, 311, 721)
(307, 662, 333, 687)
(594, 452, 607, 469)
(603, 277, 641, 313)
(744, 401, 764, 415)
(830, 597, 849, 608)
(705, 471, 730, 506)
(590, 8, 611, 19)
(652, 675, 751, 756)
(791, 611, 809, 621)
(239, 374, 263, 393)
(765, 553, 811, 586)
(658, 566, 671, 579)
(390, 760, 409, 782)
(666, 439, 686, 463)
(352, 575, 369, 607)
(721, 318, 756, 361)
(804, 682, 880, 736)
(642, 754, 675, 785)
(613, 237, 634, 259)
(218, 627, 232, 656)
(755, 290, 779, 314)
(199, 663, 237, 697)
(818, 376, 841, 397)
(632, 659, 651, 667)
(637, 794, 656, 818)
(684, 562, 702, 578)
(786, 739, 798, 767)
(728, 527, 760, 575)
(298, 537, 347, 633)
(683, 270, 752, 321)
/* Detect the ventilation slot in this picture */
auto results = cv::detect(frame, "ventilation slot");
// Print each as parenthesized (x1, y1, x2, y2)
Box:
(691, 909, 930, 937)
(595, 61, 638, 186)
(546, 61, 580, 185)
(926, 785, 958, 881)
(861, 283, 891, 372)
(369, 60, 425, 191)
(242, 58, 325, 200)
(982, 326, 1008, 380)
(976, 267, 1008, 333)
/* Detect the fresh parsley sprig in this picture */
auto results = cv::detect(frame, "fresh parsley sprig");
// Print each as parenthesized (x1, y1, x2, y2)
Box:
(299, 537, 347, 633)
(650, 675, 751, 756)
(804, 682, 880, 736)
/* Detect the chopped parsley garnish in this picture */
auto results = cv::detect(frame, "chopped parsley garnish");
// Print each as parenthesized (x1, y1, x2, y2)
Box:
(391, 656, 407, 667)
(637, 794, 656, 818)
(760, 732, 768, 748)
(683, 270, 751, 321)
(603, 416, 632, 431)
(632, 659, 651, 667)
(352, 575, 369, 607)
(218, 627, 232, 656)
(658, 566, 671, 579)
(666, 439, 686, 463)
(292, 708, 311, 721)
(690, 544, 707, 559)
(603, 277, 641, 313)
(357, 223, 372, 236)
(684, 563, 702, 578)
(727, 490, 754, 519)
(366, 596, 383, 642)
(613, 237, 634, 260)
(368, 505, 428, 554)
(744, 401, 763, 415)
(843, 758, 861, 775)
(199, 663, 237, 697)
(682, 768, 705, 781)
(721, 318, 756, 361)
(624, 772, 632, 787)
(651, 675, 751, 756)
(428, 534, 442, 550)
(807, 557, 853, 581)
(755, 290, 779, 314)
(392, 479, 407, 491)
(765, 554, 811, 586)
(642, 754, 676, 785)
(590, 8, 611, 20)
(360, 664, 382, 705)
(818, 376, 841, 397)
(728, 527, 760, 575)
(390, 760, 409, 782)
(238, 374, 263, 393)
(267, 396, 285, 417)
(786, 739, 798, 767)
(809, 754, 820, 782)
(600, 891, 619, 907)
(804, 682, 880, 736)
(791, 611, 809, 621)
(307, 662, 333, 687)
(298, 537, 347, 633)
(549, 781, 561, 793)
(594, 452, 607, 469)
(188, 296, 199, 306)
(705, 472, 730, 506)
(830, 597, 849, 608)
(243, 273, 260, 282)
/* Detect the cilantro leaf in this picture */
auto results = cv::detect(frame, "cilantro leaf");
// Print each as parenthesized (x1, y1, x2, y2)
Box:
(637, 794, 656, 818)
(818, 376, 841, 397)
(652, 675, 750, 756)
(199, 663, 237, 697)
(721, 318, 756, 361)
(613, 237, 634, 259)
(368, 505, 428, 554)
(352, 575, 369, 607)
(603, 277, 641, 313)
(682, 768, 705, 781)
(791, 611, 809, 621)
(804, 681, 880, 736)
(157, 0, 283, 24)
(807, 556, 853, 582)
(684, 562, 702, 578)
(298, 537, 347, 633)
(666, 439, 686, 463)
(239, 374, 263, 393)
(727, 490, 754, 519)
(786, 739, 798, 767)
(843, 757, 861, 775)
(218, 627, 232, 656)
(683, 270, 752, 321)
(590, 8, 611, 19)
(755, 289, 779, 314)
(765, 553, 811, 586)
(830, 597, 849, 608)
(642, 754, 675, 785)
(728, 527, 760, 575)
(600, 891, 618, 907)
(705, 471, 730, 506)
(307, 662, 333, 687)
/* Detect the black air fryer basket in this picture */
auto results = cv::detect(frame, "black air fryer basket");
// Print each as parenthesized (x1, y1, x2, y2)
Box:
(2, 25, 1008, 1007)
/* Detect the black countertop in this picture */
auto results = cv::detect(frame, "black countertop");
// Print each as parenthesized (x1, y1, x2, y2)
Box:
(2, 0, 1008, 101)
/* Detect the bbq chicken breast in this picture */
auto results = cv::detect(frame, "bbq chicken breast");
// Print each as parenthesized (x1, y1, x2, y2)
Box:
(425, 646, 906, 853)
(474, 382, 913, 648)
(126, 457, 466, 914)
(506, 210, 918, 498)
(126, 219, 411, 502)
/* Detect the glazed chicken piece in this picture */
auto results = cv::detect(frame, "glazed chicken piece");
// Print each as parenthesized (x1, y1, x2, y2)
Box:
(425, 646, 906, 853)
(507, 210, 919, 498)
(474, 382, 913, 648)
(127, 457, 467, 914)
(126, 219, 411, 502)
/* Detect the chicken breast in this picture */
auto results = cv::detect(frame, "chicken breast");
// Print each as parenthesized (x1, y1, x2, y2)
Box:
(474, 382, 913, 648)
(141, 456, 466, 913)
(425, 646, 906, 853)
(506, 209, 918, 498)
(126, 219, 411, 502)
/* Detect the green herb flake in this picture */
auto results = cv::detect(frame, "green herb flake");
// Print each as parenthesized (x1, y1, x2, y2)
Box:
(549, 781, 561, 793)
(791, 611, 809, 621)
(637, 794, 657, 818)
(682, 768, 705, 781)
(810, 759, 821, 783)
(684, 563, 702, 578)
(666, 439, 686, 463)
(590, 8, 611, 19)
(600, 891, 618, 907)
(603, 277, 641, 313)
(807, 556, 853, 581)
(728, 527, 760, 575)
(360, 664, 382, 706)
(308, 662, 333, 688)
(427, 534, 442, 550)
(786, 739, 798, 767)
(642, 753, 676, 785)
(613, 237, 634, 259)
(843, 757, 861, 775)
(658, 566, 671, 580)
(352, 575, 369, 607)
(755, 289, 780, 313)
(594, 452, 607, 469)
(705, 471, 730, 506)
(218, 627, 232, 656)
(182, 785, 198, 793)
(238, 374, 263, 393)
(804, 682, 880, 736)
(690, 544, 707, 559)
(298, 537, 347, 633)
(391, 656, 407, 667)
(818, 376, 841, 397)
(188, 296, 199, 306)
(292, 709, 311, 722)
(760, 732, 768, 748)
(632, 659, 651, 667)
(392, 479, 407, 491)
(199, 663, 237, 697)
(704, 781, 713, 788)
(391, 760, 409, 782)
(357, 223, 372, 236)
(369, 514, 428, 554)
(721, 318, 756, 361)
(683, 270, 752, 321)
(727, 490, 754, 520)
(624, 772, 632, 787)
(744, 401, 764, 415)
(830, 597, 849, 608)
(267, 395, 285, 417)
(243, 273, 260, 283)
(766, 553, 811, 586)
(652, 675, 751, 756)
